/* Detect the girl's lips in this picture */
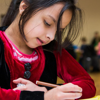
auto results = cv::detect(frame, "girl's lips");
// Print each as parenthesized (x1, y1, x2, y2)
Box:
(37, 38, 44, 45)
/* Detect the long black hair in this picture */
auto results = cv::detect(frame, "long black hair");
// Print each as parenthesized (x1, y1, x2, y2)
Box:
(2, 0, 83, 52)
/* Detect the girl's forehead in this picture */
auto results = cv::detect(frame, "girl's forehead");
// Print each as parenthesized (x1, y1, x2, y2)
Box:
(61, 10, 72, 28)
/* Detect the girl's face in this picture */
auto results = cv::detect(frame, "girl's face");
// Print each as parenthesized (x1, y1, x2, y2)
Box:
(19, 2, 72, 48)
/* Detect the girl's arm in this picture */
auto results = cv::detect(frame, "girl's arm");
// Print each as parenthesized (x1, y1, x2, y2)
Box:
(0, 85, 45, 100)
(0, 88, 21, 100)
(54, 48, 96, 99)
(13, 78, 82, 100)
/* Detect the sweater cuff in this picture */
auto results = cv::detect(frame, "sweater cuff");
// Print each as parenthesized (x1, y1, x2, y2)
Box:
(20, 91, 44, 100)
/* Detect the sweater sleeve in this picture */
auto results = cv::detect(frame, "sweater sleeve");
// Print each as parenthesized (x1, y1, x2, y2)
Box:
(54, 48, 96, 99)
(20, 91, 44, 100)
(0, 88, 44, 100)
(0, 88, 21, 100)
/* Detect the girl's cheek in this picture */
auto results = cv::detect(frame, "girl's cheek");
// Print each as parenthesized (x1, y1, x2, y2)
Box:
(33, 25, 46, 36)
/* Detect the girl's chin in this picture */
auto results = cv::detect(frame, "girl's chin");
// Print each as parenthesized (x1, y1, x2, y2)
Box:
(28, 44, 41, 49)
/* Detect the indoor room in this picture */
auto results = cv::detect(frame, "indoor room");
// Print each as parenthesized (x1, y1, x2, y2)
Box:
(0, 0, 100, 100)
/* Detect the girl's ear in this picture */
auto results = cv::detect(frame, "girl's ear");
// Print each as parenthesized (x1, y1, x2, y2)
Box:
(19, 1, 28, 15)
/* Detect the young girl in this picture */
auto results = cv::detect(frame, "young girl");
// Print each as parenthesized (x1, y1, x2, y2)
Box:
(0, 0, 96, 100)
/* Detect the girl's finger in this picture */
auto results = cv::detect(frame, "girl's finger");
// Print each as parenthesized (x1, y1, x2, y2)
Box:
(58, 83, 82, 93)
(13, 78, 29, 84)
(13, 86, 27, 91)
(59, 92, 82, 99)
(65, 99, 74, 100)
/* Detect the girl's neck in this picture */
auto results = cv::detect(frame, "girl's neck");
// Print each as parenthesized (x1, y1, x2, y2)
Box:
(4, 16, 33, 55)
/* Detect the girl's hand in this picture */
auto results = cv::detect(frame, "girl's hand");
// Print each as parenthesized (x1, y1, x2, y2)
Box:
(44, 83, 82, 100)
(13, 78, 47, 92)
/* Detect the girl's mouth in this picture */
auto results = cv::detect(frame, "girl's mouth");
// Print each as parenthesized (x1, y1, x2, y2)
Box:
(37, 38, 44, 45)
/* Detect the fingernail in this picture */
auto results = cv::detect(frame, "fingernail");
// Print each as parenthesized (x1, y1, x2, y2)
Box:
(76, 94, 82, 99)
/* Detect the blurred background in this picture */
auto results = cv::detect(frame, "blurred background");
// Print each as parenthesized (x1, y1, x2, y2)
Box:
(0, 0, 100, 96)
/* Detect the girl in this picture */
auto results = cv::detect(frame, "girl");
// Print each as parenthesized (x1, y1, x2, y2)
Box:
(0, 0, 96, 100)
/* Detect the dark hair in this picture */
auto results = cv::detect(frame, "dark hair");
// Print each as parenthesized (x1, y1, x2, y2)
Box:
(81, 37, 86, 42)
(94, 31, 99, 34)
(2, 0, 83, 53)
(2, 0, 21, 26)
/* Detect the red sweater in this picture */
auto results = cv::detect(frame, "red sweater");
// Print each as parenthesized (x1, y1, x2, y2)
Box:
(0, 30, 96, 100)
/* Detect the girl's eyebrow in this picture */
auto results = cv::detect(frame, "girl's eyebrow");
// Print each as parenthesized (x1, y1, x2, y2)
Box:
(48, 15, 56, 23)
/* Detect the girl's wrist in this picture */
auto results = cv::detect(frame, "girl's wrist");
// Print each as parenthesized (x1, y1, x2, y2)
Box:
(40, 87, 47, 92)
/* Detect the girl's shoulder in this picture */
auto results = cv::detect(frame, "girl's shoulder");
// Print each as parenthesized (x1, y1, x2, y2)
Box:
(54, 48, 70, 57)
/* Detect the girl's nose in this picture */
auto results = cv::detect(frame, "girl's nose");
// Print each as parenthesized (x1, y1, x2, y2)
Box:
(46, 32, 55, 41)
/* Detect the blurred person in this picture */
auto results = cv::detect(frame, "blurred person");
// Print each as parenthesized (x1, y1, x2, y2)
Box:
(80, 37, 87, 53)
(91, 31, 99, 48)
(79, 37, 87, 67)
(79, 37, 99, 72)
(95, 37, 100, 70)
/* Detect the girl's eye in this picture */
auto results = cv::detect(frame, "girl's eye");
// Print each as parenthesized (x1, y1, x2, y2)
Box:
(44, 20, 51, 26)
